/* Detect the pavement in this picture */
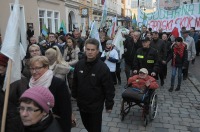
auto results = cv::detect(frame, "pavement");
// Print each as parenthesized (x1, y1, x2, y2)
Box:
(188, 56, 200, 93)
(71, 59, 200, 132)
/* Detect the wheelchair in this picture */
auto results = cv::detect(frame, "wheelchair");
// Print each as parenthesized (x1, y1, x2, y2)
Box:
(120, 86, 158, 126)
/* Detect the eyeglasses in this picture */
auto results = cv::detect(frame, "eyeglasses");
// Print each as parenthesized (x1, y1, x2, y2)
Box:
(18, 106, 40, 113)
(139, 72, 145, 74)
(29, 66, 44, 72)
(29, 49, 40, 53)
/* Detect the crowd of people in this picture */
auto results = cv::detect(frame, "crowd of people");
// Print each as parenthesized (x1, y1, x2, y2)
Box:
(0, 24, 199, 132)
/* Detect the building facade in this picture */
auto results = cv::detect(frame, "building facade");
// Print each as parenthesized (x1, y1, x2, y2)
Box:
(0, 0, 67, 40)
(0, 0, 126, 41)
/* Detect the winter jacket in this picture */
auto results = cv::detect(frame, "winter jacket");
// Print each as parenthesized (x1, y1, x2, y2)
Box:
(150, 39, 167, 62)
(72, 57, 115, 113)
(183, 35, 196, 61)
(50, 63, 70, 81)
(49, 76, 72, 132)
(124, 37, 142, 67)
(133, 47, 159, 75)
(0, 76, 28, 132)
(128, 75, 159, 89)
(23, 114, 63, 132)
(63, 46, 80, 66)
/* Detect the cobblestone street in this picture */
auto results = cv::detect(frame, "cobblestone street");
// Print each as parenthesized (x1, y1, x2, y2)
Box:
(72, 61, 200, 132)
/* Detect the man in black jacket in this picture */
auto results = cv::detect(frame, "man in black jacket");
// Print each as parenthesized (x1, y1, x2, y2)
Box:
(150, 31, 167, 86)
(133, 37, 159, 77)
(72, 38, 115, 132)
(124, 31, 142, 82)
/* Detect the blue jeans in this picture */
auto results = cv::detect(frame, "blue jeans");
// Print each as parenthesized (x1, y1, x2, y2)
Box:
(171, 67, 182, 87)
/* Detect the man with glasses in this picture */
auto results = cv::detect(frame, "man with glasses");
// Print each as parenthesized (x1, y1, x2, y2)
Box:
(40, 33, 58, 54)
(19, 86, 63, 131)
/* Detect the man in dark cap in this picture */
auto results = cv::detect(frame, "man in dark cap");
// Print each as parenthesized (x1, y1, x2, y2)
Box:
(133, 37, 159, 78)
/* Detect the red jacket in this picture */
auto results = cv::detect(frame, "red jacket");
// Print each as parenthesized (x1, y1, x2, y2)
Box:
(128, 75, 159, 89)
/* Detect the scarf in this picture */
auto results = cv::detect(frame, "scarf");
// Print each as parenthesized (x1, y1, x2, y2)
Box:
(173, 43, 185, 66)
(58, 42, 65, 47)
(29, 70, 53, 88)
(24, 114, 53, 132)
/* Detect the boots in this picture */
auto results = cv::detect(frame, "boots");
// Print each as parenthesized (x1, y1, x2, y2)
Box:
(168, 86, 174, 92)
(175, 85, 180, 91)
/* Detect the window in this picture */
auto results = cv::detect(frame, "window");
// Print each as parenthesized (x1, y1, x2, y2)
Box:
(54, 12, 59, 33)
(47, 11, 52, 32)
(93, 0, 97, 4)
(38, 9, 60, 34)
(39, 10, 45, 33)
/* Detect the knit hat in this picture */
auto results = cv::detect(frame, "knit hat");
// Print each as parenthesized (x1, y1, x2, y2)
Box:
(0, 54, 9, 67)
(20, 86, 55, 113)
(106, 40, 113, 45)
(139, 68, 148, 74)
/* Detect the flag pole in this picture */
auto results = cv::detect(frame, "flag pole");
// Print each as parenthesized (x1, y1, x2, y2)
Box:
(1, 59, 13, 132)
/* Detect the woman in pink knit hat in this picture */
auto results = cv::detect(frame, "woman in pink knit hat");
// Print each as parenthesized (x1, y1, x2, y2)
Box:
(19, 86, 63, 132)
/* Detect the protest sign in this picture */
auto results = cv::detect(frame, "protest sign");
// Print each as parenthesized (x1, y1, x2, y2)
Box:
(138, 3, 200, 32)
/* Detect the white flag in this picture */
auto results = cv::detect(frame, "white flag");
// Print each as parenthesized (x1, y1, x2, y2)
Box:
(1, 0, 27, 91)
(90, 21, 102, 52)
(113, 28, 129, 59)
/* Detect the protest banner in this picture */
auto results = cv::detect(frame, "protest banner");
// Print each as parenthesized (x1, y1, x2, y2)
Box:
(138, 3, 200, 32)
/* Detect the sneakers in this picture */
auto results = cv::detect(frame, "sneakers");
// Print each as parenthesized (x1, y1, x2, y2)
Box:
(175, 85, 180, 91)
(168, 87, 173, 92)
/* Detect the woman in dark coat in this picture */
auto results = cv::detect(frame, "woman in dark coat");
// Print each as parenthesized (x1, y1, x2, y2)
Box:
(0, 54, 28, 132)
(28, 56, 72, 132)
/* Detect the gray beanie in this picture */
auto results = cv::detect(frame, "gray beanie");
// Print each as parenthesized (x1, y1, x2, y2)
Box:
(106, 40, 113, 45)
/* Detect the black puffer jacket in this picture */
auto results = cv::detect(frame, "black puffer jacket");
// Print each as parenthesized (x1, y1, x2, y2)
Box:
(124, 37, 142, 67)
(72, 57, 115, 113)
(133, 47, 159, 75)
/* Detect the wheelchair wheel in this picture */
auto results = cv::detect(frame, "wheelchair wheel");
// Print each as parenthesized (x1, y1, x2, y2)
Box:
(149, 92, 158, 120)
(120, 99, 130, 121)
